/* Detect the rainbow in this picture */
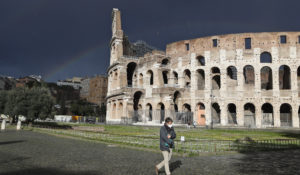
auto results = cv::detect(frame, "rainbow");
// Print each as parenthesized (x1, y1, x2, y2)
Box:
(44, 43, 107, 81)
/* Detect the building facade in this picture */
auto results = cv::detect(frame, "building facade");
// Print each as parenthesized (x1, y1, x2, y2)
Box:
(106, 8, 300, 128)
(80, 75, 108, 107)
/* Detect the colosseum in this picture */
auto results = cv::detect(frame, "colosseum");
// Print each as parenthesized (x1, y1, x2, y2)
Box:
(106, 8, 300, 128)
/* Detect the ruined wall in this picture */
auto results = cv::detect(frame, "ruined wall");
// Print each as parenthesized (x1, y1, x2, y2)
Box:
(106, 9, 300, 128)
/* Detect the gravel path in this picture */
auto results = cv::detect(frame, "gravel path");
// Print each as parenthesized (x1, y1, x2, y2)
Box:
(0, 130, 300, 175)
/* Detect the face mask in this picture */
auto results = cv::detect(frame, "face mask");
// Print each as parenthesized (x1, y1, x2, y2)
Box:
(167, 124, 173, 128)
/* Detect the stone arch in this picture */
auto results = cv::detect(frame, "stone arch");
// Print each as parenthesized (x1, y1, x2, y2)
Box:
(243, 65, 255, 85)
(157, 103, 165, 123)
(173, 91, 181, 105)
(162, 71, 169, 85)
(244, 103, 256, 128)
(184, 69, 191, 88)
(196, 55, 205, 66)
(196, 102, 206, 126)
(146, 103, 152, 121)
(196, 69, 205, 90)
(161, 58, 169, 66)
(261, 66, 273, 90)
(139, 73, 143, 87)
(211, 67, 221, 90)
(127, 62, 137, 87)
(133, 91, 143, 122)
(280, 103, 292, 127)
(227, 103, 237, 124)
(261, 103, 274, 127)
(260, 52, 272, 63)
(227, 66, 238, 87)
(212, 103, 221, 124)
(133, 91, 143, 110)
(146, 70, 154, 85)
(112, 103, 117, 119)
(182, 103, 192, 124)
(279, 65, 291, 90)
(173, 71, 178, 85)
(118, 102, 123, 118)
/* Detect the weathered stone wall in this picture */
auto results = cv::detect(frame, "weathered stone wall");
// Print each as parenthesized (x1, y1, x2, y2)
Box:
(106, 9, 300, 128)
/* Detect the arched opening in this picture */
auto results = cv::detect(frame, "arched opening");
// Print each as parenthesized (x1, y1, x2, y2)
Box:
(244, 103, 256, 128)
(280, 103, 292, 127)
(261, 66, 273, 90)
(260, 52, 272, 63)
(118, 102, 123, 118)
(196, 69, 205, 90)
(227, 103, 237, 124)
(182, 103, 192, 124)
(261, 103, 274, 127)
(212, 76, 221, 90)
(162, 71, 169, 85)
(173, 71, 178, 85)
(279, 65, 291, 90)
(211, 67, 221, 90)
(227, 66, 238, 87)
(112, 103, 117, 119)
(184, 69, 191, 88)
(133, 91, 143, 122)
(146, 103, 152, 121)
(212, 103, 221, 124)
(127, 62, 137, 87)
(158, 103, 165, 123)
(146, 70, 153, 85)
(196, 55, 205, 66)
(139, 73, 143, 87)
(161, 58, 169, 66)
(173, 91, 181, 104)
(243, 65, 255, 85)
(196, 103, 205, 126)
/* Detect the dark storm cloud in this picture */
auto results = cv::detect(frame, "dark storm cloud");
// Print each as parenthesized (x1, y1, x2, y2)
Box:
(0, 0, 299, 82)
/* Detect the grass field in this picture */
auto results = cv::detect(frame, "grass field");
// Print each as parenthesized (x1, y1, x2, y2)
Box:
(17, 122, 300, 141)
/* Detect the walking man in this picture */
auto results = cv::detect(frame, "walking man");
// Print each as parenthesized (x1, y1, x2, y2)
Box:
(155, 117, 176, 175)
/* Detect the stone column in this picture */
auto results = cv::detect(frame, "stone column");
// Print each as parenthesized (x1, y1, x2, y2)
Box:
(273, 104, 281, 127)
(205, 101, 212, 127)
(237, 66, 244, 96)
(255, 104, 262, 128)
(220, 68, 227, 98)
(292, 104, 299, 128)
(254, 66, 261, 97)
(220, 103, 227, 126)
(273, 66, 280, 98)
(236, 104, 244, 126)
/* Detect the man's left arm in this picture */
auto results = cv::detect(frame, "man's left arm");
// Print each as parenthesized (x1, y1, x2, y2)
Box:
(170, 128, 176, 139)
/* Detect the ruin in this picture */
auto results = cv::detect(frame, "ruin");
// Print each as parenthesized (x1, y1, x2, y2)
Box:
(106, 8, 300, 128)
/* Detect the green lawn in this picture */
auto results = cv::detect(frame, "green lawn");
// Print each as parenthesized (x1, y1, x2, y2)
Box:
(35, 122, 300, 141)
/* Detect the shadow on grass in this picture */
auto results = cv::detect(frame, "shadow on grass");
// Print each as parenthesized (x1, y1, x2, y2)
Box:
(234, 149, 300, 174)
(0, 168, 101, 175)
(170, 160, 182, 172)
(234, 137, 300, 153)
(0, 140, 25, 145)
(31, 122, 72, 129)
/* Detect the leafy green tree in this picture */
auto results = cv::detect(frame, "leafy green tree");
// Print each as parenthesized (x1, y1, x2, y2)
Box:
(0, 91, 7, 114)
(4, 87, 54, 123)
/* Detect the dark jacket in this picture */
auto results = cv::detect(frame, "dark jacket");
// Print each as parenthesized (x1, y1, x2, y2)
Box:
(159, 124, 176, 151)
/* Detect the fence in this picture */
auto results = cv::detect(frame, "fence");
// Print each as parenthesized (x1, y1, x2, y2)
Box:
(280, 113, 292, 127)
(129, 109, 194, 124)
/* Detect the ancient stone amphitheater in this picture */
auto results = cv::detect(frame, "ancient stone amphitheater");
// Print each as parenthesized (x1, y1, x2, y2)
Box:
(106, 8, 300, 128)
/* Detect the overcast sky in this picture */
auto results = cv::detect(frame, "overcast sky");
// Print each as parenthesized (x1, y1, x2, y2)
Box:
(0, 0, 300, 82)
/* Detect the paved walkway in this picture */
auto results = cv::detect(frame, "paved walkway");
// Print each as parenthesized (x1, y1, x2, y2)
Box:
(1, 130, 300, 175)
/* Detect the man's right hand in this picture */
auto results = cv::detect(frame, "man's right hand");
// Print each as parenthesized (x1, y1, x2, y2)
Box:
(167, 134, 171, 139)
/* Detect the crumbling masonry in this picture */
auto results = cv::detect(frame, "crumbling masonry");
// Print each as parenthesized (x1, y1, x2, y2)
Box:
(106, 8, 300, 128)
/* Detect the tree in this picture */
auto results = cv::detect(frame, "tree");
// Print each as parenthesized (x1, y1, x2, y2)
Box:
(0, 91, 7, 114)
(4, 87, 54, 123)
